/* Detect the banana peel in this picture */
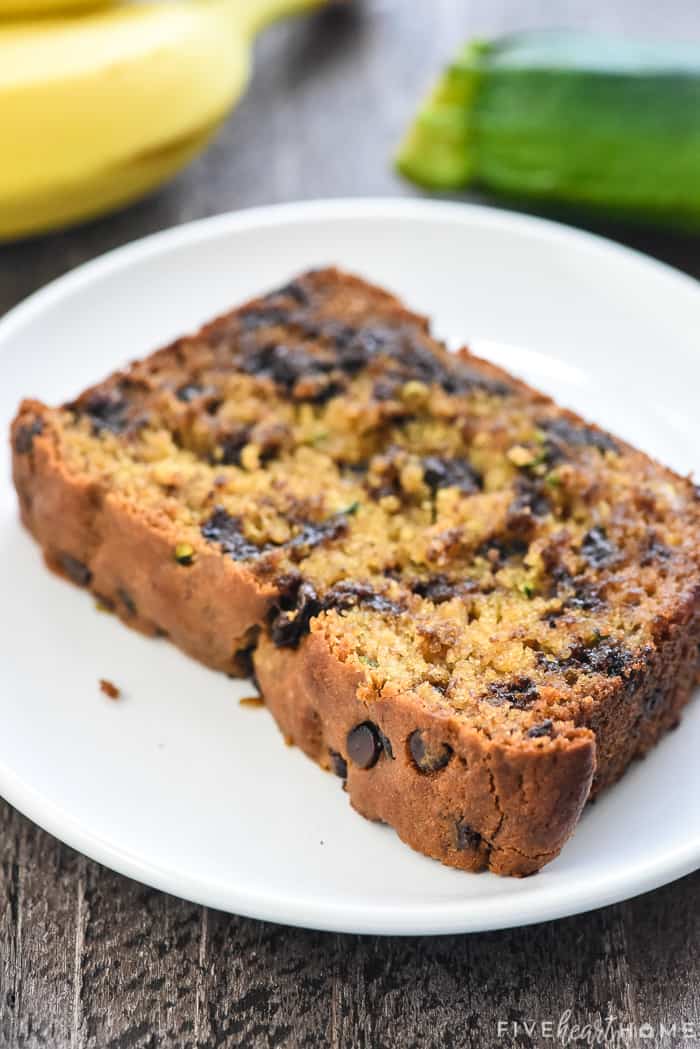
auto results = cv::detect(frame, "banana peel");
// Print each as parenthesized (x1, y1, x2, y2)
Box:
(0, 0, 115, 16)
(0, 0, 327, 240)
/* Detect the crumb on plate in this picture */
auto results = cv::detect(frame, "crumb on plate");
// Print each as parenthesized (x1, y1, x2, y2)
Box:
(239, 695, 264, 708)
(99, 678, 121, 700)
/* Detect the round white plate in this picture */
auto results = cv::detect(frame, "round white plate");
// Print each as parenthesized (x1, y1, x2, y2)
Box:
(1, 199, 698, 935)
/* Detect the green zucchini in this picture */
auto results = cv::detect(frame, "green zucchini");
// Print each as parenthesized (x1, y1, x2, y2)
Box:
(396, 31, 700, 229)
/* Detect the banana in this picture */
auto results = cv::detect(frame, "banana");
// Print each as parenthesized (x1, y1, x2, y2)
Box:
(0, 0, 325, 240)
(0, 0, 116, 17)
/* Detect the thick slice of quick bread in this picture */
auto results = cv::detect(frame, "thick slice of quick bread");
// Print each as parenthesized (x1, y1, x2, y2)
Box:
(11, 269, 700, 875)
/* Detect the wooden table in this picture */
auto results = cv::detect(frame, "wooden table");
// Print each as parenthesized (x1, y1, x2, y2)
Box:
(1, 3, 698, 1045)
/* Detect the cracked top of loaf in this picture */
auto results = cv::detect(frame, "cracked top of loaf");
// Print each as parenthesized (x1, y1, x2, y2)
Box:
(15, 267, 700, 746)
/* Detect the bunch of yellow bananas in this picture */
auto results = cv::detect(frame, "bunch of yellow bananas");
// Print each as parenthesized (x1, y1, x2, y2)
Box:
(0, 0, 324, 239)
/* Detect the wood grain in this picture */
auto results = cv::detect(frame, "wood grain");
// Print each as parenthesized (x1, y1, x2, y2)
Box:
(1, 1, 699, 1046)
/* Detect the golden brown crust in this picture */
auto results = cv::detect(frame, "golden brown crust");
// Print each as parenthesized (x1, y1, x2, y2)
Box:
(586, 583, 700, 796)
(12, 399, 276, 672)
(253, 631, 596, 875)
(253, 596, 700, 874)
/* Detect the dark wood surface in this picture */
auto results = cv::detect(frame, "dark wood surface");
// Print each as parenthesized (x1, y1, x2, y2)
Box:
(1, 3, 699, 1046)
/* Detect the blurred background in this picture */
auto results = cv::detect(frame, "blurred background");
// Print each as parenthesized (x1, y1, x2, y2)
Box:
(2, 0, 700, 315)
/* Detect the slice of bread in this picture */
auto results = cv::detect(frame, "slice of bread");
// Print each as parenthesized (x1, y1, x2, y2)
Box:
(11, 268, 700, 875)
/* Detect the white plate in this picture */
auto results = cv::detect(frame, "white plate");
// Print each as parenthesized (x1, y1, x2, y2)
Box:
(1, 199, 698, 935)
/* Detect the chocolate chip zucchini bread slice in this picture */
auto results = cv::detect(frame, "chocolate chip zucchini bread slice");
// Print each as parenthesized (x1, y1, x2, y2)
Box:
(11, 268, 700, 875)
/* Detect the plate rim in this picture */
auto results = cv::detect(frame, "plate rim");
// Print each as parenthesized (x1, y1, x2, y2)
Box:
(2, 197, 700, 343)
(1, 197, 698, 936)
(1, 748, 699, 936)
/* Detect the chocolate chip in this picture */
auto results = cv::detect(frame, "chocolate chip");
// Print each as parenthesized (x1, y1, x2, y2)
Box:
(268, 578, 401, 650)
(365, 454, 402, 502)
(267, 280, 308, 306)
(477, 537, 529, 564)
(566, 578, 605, 611)
(241, 343, 330, 391)
(218, 426, 251, 467)
(411, 574, 455, 604)
(331, 326, 386, 374)
(538, 417, 619, 456)
(82, 390, 130, 435)
(14, 419, 43, 455)
(547, 563, 605, 612)
(117, 588, 137, 617)
(239, 306, 291, 332)
(252, 422, 289, 463)
(284, 514, 349, 561)
(527, 719, 554, 739)
(640, 531, 672, 567)
(581, 526, 618, 568)
(422, 456, 482, 496)
(205, 506, 347, 569)
(269, 580, 321, 648)
(455, 820, 483, 851)
(509, 476, 550, 521)
(447, 362, 512, 398)
(346, 722, 383, 769)
(408, 730, 453, 773)
(400, 334, 510, 396)
(329, 750, 348, 779)
(581, 642, 634, 677)
(328, 323, 511, 396)
(405, 341, 458, 392)
(321, 580, 402, 616)
(201, 508, 262, 561)
(60, 554, 92, 587)
(540, 639, 633, 679)
(486, 676, 539, 709)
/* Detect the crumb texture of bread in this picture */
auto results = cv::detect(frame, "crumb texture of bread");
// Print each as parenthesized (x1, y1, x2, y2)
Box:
(11, 267, 700, 875)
